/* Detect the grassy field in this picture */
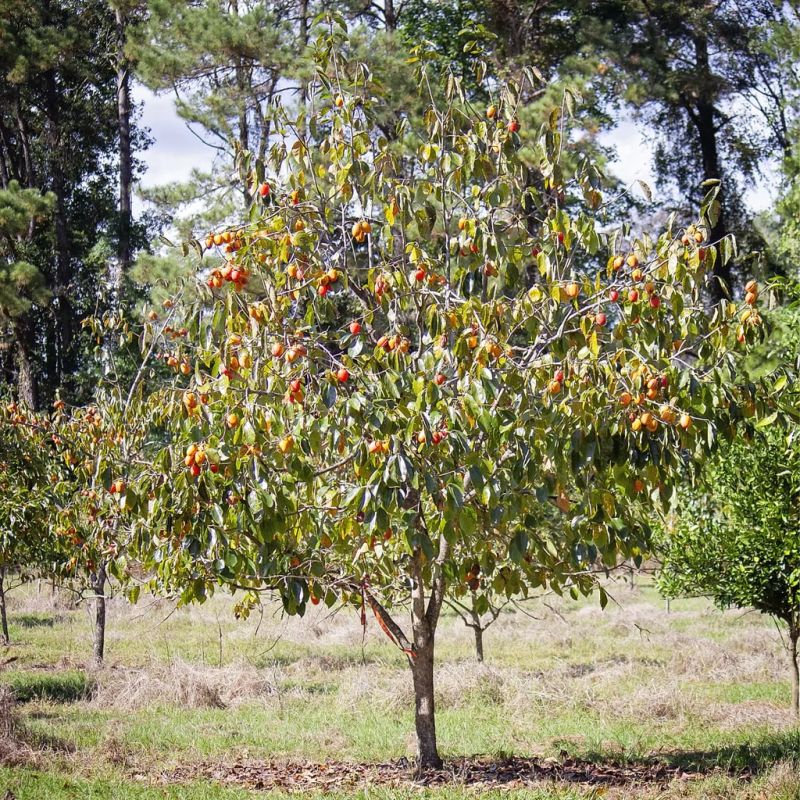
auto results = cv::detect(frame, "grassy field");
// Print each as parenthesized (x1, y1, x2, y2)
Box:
(1, 578, 799, 799)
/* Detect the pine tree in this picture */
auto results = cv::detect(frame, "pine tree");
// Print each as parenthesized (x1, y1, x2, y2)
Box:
(0, 181, 54, 407)
(0, 0, 145, 406)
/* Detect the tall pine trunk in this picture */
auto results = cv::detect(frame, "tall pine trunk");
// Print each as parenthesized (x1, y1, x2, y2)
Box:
(0, 567, 10, 645)
(384, 0, 396, 30)
(690, 33, 730, 301)
(13, 322, 38, 409)
(43, 70, 74, 386)
(115, 6, 133, 292)
(90, 564, 107, 666)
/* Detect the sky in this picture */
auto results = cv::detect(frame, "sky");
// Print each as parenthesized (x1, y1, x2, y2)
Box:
(135, 85, 775, 215)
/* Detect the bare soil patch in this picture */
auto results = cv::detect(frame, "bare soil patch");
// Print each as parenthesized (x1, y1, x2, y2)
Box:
(161, 754, 750, 793)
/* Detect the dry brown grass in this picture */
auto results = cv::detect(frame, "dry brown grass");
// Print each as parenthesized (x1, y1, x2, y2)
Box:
(0, 685, 29, 766)
(91, 659, 277, 710)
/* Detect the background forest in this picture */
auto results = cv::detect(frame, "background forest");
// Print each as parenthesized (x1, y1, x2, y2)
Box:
(2, 0, 800, 409)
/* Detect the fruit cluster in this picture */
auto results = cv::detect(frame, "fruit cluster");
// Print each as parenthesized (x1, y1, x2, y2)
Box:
(619, 372, 691, 432)
(317, 267, 339, 297)
(286, 378, 304, 404)
(376, 333, 410, 353)
(205, 229, 243, 254)
(351, 219, 372, 243)
(368, 439, 390, 455)
(417, 428, 448, 446)
(548, 368, 565, 395)
(182, 390, 209, 411)
(184, 443, 215, 477)
(162, 353, 192, 375)
(207, 261, 249, 290)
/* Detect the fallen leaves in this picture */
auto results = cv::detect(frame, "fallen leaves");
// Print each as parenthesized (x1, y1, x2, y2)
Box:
(161, 754, 749, 793)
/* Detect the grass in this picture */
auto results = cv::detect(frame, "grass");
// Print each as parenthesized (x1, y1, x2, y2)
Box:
(0, 579, 798, 799)
(4, 669, 91, 702)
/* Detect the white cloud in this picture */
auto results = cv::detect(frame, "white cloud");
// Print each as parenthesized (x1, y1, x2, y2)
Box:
(134, 84, 215, 189)
(600, 118, 777, 214)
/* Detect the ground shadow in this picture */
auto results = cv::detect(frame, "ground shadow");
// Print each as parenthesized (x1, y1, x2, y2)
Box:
(162, 732, 800, 793)
(12, 614, 60, 629)
(654, 728, 800, 774)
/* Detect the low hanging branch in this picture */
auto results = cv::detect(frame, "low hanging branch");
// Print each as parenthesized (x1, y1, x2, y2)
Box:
(361, 584, 416, 659)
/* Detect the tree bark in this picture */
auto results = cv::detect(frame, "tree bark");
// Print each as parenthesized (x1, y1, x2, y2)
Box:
(409, 582, 438, 769)
(90, 564, 107, 666)
(43, 69, 74, 385)
(409, 550, 445, 770)
(384, 0, 396, 30)
(410, 634, 439, 769)
(689, 32, 730, 300)
(790, 624, 799, 719)
(0, 116, 11, 188)
(296, 0, 309, 140)
(13, 322, 38, 409)
(0, 568, 10, 645)
(14, 93, 35, 188)
(473, 624, 485, 663)
(115, 5, 133, 291)
(466, 590, 485, 662)
(235, 59, 251, 207)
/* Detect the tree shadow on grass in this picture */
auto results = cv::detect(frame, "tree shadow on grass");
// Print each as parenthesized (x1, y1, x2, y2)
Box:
(13, 613, 60, 629)
(0, 686, 75, 769)
(658, 728, 800, 774)
(564, 728, 800, 784)
(162, 731, 800, 792)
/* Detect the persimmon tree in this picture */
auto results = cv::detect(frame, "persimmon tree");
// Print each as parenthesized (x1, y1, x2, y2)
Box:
(92, 21, 780, 768)
(0, 389, 142, 664)
(0, 403, 59, 644)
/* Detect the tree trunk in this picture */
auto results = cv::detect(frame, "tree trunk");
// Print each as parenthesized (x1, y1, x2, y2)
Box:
(115, 6, 133, 291)
(409, 553, 444, 770)
(468, 591, 485, 662)
(235, 59, 251, 207)
(0, 117, 11, 188)
(410, 622, 441, 769)
(91, 564, 107, 666)
(297, 0, 309, 140)
(0, 568, 10, 646)
(690, 33, 730, 300)
(13, 322, 38, 409)
(299, 0, 308, 53)
(384, 0, 396, 30)
(790, 625, 799, 719)
(14, 93, 35, 187)
(471, 621, 485, 663)
(43, 70, 74, 385)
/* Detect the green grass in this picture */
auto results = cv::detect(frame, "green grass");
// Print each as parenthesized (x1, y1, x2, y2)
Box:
(3, 669, 91, 702)
(1, 579, 799, 799)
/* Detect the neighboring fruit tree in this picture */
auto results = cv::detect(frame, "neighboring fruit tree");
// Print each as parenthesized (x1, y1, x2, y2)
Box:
(80, 26, 779, 767)
(659, 426, 800, 717)
(0, 404, 58, 645)
(0, 398, 132, 663)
